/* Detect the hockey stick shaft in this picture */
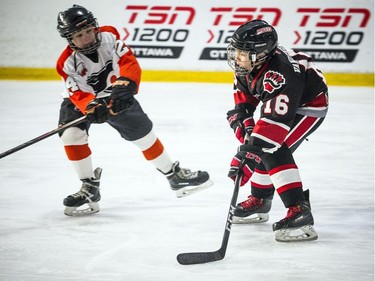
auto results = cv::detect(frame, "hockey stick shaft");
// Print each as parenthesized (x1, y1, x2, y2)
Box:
(176, 173, 241, 265)
(0, 115, 87, 159)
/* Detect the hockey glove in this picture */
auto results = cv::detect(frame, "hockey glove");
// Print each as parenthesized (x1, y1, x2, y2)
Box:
(85, 98, 110, 124)
(228, 144, 263, 186)
(227, 104, 255, 144)
(110, 76, 136, 114)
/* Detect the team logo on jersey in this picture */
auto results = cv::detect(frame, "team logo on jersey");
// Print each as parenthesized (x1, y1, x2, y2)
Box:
(76, 62, 88, 77)
(263, 71, 286, 94)
(87, 60, 113, 94)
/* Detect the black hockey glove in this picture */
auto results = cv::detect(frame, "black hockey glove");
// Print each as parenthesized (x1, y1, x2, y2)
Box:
(227, 104, 256, 144)
(228, 144, 263, 186)
(85, 98, 110, 124)
(110, 76, 136, 114)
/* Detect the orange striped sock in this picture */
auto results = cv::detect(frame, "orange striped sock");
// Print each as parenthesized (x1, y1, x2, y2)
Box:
(142, 138, 164, 160)
(64, 144, 91, 161)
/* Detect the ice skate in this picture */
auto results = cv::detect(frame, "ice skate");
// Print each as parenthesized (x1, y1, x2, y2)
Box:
(233, 195, 272, 224)
(63, 167, 103, 216)
(163, 161, 213, 198)
(272, 190, 318, 242)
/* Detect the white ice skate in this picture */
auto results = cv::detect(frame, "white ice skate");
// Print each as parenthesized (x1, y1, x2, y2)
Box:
(63, 167, 102, 216)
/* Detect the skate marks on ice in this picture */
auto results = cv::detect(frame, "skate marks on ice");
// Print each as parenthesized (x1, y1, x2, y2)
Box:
(0, 82, 373, 281)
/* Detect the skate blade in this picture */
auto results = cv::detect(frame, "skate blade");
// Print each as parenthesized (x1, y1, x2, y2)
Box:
(233, 213, 269, 224)
(175, 179, 213, 198)
(274, 225, 318, 242)
(64, 202, 100, 216)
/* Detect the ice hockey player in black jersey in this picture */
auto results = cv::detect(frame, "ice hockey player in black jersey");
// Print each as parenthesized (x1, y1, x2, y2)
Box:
(226, 20, 328, 242)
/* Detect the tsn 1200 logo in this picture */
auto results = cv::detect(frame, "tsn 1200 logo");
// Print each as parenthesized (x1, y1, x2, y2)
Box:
(199, 7, 282, 60)
(293, 8, 371, 62)
(123, 5, 195, 59)
(199, 6, 372, 62)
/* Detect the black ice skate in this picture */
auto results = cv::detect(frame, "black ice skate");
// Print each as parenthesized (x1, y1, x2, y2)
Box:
(63, 167, 103, 216)
(272, 190, 318, 242)
(162, 161, 213, 198)
(233, 195, 272, 224)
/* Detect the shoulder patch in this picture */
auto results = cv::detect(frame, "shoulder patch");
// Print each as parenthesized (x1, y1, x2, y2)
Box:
(263, 70, 286, 94)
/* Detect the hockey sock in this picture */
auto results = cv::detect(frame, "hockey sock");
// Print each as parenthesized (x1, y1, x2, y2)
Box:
(131, 130, 173, 173)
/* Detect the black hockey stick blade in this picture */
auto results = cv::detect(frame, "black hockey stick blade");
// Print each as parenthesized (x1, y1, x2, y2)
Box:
(177, 248, 225, 265)
(176, 174, 241, 265)
(0, 115, 87, 159)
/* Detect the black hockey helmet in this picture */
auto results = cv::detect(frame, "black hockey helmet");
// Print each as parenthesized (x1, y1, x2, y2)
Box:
(227, 20, 278, 75)
(57, 5, 101, 54)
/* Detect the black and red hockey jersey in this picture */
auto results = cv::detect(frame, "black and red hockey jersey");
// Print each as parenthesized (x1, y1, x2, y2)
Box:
(232, 46, 329, 153)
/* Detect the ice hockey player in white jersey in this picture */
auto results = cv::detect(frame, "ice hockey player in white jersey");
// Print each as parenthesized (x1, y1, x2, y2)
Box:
(226, 20, 328, 242)
(55, 5, 212, 216)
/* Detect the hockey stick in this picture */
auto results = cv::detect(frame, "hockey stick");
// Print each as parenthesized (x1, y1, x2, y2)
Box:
(176, 172, 242, 265)
(0, 115, 87, 159)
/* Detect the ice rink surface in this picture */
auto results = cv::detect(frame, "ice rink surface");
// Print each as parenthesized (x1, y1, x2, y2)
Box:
(0, 81, 373, 281)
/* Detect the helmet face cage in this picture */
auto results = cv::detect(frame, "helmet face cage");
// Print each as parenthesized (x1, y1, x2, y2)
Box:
(227, 20, 278, 76)
(227, 45, 251, 76)
(57, 5, 101, 55)
(227, 44, 264, 76)
(67, 22, 101, 55)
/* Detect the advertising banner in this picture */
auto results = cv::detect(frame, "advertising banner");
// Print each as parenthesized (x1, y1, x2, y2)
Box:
(111, 0, 374, 72)
(0, 0, 373, 75)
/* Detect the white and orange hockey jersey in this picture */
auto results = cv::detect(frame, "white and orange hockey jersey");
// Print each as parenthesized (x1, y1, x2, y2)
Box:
(56, 26, 141, 113)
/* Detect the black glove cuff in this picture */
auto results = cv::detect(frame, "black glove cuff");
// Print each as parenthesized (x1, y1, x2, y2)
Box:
(112, 77, 137, 95)
(234, 103, 257, 115)
(239, 144, 263, 157)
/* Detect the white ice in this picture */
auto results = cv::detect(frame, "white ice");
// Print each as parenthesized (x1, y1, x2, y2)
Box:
(0, 81, 373, 281)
